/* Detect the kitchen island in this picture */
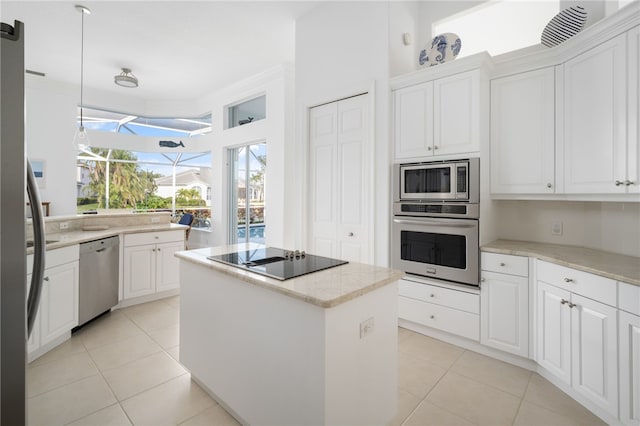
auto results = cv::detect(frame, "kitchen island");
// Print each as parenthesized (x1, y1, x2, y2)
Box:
(175, 244, 404, 426)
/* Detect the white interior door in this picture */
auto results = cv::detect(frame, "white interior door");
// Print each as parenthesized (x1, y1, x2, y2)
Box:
(309, 94, 371, 263)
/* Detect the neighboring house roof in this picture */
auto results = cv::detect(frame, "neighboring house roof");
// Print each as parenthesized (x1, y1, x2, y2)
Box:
(155, 168, 212, 187)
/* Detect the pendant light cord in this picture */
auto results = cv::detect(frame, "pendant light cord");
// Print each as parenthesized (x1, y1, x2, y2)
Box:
(80, 10, 84, 128)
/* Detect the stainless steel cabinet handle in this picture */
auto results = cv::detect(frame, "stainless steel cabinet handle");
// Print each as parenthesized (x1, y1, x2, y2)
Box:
(427, 146, 432, 151)
(348, 232, 354, 237)
(499, 262, 506, 267)
(157, 248, 161, 251)
(560, 299, 568, 305)
(615, 180, 625, 186)
(430, 315, 435, 319)
(43, 277, 50, 282)
(481, 277, 485, 282)
(564, 278, 573, 283)
(547, 183, 552, 188)
(434, 146, 438, 150)
(152, 248, 156, 252)
(568, 303, 576, 308)
(429, 293, 435, 298)
(393, 218, 477, 228)
(155, 236, 159, 239)
(626, 180, 635, 186)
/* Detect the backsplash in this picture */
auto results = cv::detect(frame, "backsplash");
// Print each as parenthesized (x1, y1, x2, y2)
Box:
(26, 212, 172, 239)
(495, 201, 640, 258)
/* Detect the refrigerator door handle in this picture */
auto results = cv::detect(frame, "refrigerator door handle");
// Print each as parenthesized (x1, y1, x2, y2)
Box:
(26, 160, 46, 337)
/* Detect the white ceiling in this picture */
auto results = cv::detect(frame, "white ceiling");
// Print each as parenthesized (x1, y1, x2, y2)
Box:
(1, 1, 319, 101)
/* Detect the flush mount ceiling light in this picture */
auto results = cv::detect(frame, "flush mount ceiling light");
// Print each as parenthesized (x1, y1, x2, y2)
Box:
(73, 4, 91, 150)
(114, 68, 139, 88)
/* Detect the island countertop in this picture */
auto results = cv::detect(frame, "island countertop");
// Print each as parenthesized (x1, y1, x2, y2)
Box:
(175, 244, 405, 308)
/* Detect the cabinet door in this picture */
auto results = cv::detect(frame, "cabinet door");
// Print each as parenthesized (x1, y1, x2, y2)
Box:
(563, 34, 627, 193)
(490, 68, 555, 194)
(570, 294, 618, 418)
(155, 241, 183, 292)
(434, 70, 480, 156)
(628, 26, 640, 194)
(336, 95, 370, 263)
(394, 82, 434, 159)
(536, 281, 571, 385)
(619, 310, 640, 425)
(481, 271, 529, 358)
(123, 245, 156, 299)
(39, 262, 79, 346)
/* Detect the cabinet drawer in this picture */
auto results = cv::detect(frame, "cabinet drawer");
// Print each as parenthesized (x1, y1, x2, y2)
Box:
(481, 252, 528, 277)
(399, 296, 479, 341)
(536, 260, 616, 307)
(619, 282, 640, 316)
(124, 230, 184, 247)
(27, 245, 79, 272)
(398, 279, 479, 314)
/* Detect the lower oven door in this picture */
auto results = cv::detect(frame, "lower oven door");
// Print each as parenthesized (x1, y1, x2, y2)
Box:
(392, 216, 479, 286)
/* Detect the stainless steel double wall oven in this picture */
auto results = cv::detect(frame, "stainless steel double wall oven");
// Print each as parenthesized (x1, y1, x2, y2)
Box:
(392, 158, 480, 287)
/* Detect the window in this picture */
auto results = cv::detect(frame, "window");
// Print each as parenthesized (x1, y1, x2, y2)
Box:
(77, 149, 212, 230)
(78, 107, 212, 137)
(228, 143, 266, 244)
(226, 95, 266, 129)
(433, 0, 560, 57)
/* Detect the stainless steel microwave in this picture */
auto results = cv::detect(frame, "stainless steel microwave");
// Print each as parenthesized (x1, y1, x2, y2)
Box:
(393, 158, 479, 203)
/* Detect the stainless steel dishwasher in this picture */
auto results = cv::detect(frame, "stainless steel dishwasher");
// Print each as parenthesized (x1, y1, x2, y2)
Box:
(78, 236, 119, 326)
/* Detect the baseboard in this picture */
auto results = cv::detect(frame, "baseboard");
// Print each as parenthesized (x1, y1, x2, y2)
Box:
(114, 288, 180, 309)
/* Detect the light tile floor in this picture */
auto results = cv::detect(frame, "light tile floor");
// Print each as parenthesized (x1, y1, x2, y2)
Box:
(27, 297, 606, 426)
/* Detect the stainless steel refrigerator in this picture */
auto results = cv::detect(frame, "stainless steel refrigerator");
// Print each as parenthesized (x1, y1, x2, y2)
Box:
(1, 19, 47, 425)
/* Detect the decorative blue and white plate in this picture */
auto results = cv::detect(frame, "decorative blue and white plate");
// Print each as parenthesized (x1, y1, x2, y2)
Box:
(541, 6, 587, 47)
(419, 33, 462, 67)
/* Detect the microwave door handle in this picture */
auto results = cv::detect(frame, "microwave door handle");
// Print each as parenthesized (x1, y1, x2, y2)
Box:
(393, 218, 476, 227)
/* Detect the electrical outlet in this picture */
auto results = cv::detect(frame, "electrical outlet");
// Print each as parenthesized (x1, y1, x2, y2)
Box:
(151, 217, 160, 223)
(59, 222, 69, 230)
(359, 317, 374, 339)
(551, 221, 563, 236)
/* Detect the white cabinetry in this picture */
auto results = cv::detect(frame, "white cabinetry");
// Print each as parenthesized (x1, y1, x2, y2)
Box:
(393, 69, 481, 160)
(628, 26, 640, 194)
(535, 260, 618, 419)
(480, 253, 529, 357)
(123, 230, 184, 300)
(490, 67, 556, 194)
(398, 278, 479, 341)
(309, 94, 371, 263)
(619, 282, 640, 425)
(26, 245, 79, 361)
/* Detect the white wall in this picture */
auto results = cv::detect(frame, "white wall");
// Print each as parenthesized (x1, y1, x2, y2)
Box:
(496, 201, 640, 257)
(25, 76, 78, 216)
(295, 1, 390, 266)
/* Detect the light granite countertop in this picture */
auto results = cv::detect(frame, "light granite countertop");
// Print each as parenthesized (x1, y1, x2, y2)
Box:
(482, 240, 640, 286)
(175, 244, 405, 308)
(27, 223, 188, 254)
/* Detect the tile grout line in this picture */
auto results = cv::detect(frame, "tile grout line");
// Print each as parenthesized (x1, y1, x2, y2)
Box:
(510, 371, 534, 426)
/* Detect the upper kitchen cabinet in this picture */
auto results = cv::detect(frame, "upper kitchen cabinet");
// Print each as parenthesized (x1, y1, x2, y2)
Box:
(391, 54, 490, 162)
(561, 33, 627, 194)
(490, 67, 556, 194)
(628, 26, 640, 195)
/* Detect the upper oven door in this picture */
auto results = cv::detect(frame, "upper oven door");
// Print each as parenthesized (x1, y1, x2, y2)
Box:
(391, 216, 479, 286)
(399, 163, 457, 201)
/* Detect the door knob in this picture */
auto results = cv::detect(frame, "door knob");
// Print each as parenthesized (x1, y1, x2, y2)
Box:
(547, 183, 552, 188)
(427, 146, 432, 151)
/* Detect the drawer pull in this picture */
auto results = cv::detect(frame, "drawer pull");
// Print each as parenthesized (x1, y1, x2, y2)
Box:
(563, 278, 574, 283)
(615, 180, 625, 186)
(155, 236, 159, 239)
(429, 293, 435, 298)
(499, 262, 506, 267)
(43, 277, 50, 282)
(429, 315, 435, 319)
(560, 299, 568, 305)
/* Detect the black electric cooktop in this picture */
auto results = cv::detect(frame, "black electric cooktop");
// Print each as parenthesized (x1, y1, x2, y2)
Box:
(207, 247, 348, 281)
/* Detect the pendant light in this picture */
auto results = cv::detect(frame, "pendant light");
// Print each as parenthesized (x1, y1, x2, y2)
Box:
(73, 5, 91, 150)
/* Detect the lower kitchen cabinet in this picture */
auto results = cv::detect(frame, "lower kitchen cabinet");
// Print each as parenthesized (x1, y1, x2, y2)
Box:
(123, 230, 185, 299)
(536, 261, 619, 419)
(480, 253, 529, 358)
(398, 278, 480, 341)
(619, 310, 640, 425)
(26, 245, 79, 361)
